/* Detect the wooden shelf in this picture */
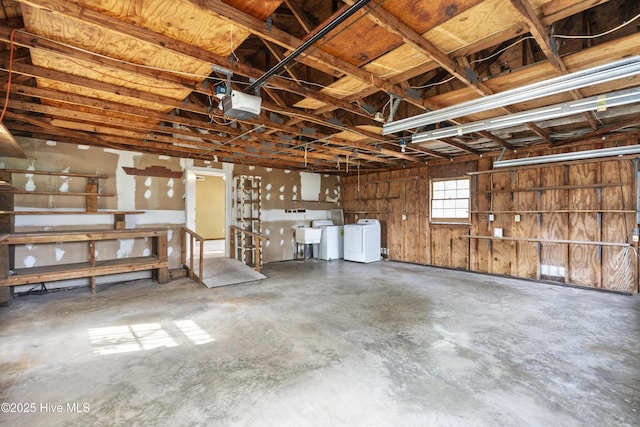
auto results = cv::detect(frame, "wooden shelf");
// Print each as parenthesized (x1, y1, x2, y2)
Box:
(0, 169, 109, 179)
(463, 235, 629, 247)
(0, 228, 169, 293)
(475, 182, 623, 193)
(0, 210, 144, 215)
(471, 210, 635, 214)
(10, 190, 115, 197)
(354, 197, 401, 201)
(3, 256, 167, 287)
(344, 211, 391, 214)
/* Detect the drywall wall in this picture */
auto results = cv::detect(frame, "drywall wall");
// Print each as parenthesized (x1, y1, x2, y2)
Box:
(233, 165, 340, 262)
(0, 138, 186, 291)
(0, 138, 342, 294)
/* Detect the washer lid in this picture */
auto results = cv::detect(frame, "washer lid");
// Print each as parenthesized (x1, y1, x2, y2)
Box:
(356, 219, 380, 225)
(312, 220, 334, 227)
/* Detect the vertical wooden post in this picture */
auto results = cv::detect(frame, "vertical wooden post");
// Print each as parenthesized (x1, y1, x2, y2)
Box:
(153, 232, 169, 284)
(86, 177, 99, 212)
(256, 239, 261, 273)
(198, 234, 204, 284)
(0, 171, 14, 306)
(188, 233, 194, 280)
(230, 227, 235, 260)
(180, 227, 186, 267)
(89, 240, 96, 294)
(113, 213, 126, 230)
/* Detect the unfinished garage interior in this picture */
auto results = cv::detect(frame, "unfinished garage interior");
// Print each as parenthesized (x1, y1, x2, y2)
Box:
(1, 0, 639, 424)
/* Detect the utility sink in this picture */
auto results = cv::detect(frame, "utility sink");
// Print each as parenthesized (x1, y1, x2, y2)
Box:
(295, 227, 322, 244)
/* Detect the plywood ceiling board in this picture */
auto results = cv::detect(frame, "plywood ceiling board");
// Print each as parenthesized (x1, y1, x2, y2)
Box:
(71, 0, 256, 57)
(294, 0, 523, 112)
(28, 50, 192, 101)
(22, 5, 219, 89)
(423, 0, 525, 53)
(35, 79, 176, 113)
(314, 0, 484, 68)
(223, 0, 284, 21)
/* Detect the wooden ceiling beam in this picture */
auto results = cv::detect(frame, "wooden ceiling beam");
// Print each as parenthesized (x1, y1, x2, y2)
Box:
(9, 116, 343, 170)
(13, 0, 383, 128)
(282, 0, 314, 34)
(509, 0, 599, 130)
(0, 65, 405, 164)
(551, 116, 640, 147)
(344, 0, 489, 97)
(349, 0, 548, 149)
(190, 0, 425, 110)
(1, 84, 398, 166)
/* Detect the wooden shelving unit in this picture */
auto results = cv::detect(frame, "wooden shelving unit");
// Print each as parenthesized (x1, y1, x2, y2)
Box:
(0, 169, 144, 228)
(468, 161, 637, 292)
(0, 169, 162, 303)
(232, 175, 262, 269)
(0, 228, 169, 294)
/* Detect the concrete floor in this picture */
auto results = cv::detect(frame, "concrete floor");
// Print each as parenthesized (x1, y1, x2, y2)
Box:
(1, 260, 639, 426)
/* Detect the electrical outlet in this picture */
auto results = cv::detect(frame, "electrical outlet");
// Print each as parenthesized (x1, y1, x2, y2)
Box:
(488, 214, 495, 221)
(402, 214, 407, 221)
(514, 214, 521, 222)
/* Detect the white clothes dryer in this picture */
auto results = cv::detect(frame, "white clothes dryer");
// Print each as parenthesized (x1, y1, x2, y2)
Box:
(343, 219, 381, 263)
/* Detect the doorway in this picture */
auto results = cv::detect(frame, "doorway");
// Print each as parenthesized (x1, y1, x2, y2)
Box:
(185, 166, 232, 258)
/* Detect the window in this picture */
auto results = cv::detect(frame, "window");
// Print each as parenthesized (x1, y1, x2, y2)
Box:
(431, 177, 470, 221)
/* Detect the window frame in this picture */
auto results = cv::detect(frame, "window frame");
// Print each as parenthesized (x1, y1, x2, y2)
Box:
(429, 177, 471, 224)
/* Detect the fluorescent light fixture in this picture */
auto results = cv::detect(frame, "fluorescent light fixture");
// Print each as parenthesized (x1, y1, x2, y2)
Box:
(411, 87, 640, 143)
(383, 55, 640, 135)
(493, 144, 640, 168)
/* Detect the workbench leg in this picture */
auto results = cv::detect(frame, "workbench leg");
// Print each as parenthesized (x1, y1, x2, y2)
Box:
(90, 277, 96, 294)
(0, 287, 13, 307)
(154, 233, 169, 284)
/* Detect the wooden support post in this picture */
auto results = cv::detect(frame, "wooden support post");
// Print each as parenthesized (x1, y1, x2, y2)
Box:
(256, 241, 261, 273)
(198, 234, 204, 283)
(86, 177, 99, 212)
(0, 170, 14, 306)
(188, 233, 195, 280)
(113, 213, 126, 230)
(89, 240, 96, 294)
(154, 232, 169, 284)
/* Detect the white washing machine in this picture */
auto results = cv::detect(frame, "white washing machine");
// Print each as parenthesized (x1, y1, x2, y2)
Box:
(312, 220, 344, 260)
(343, 219, 381, 263)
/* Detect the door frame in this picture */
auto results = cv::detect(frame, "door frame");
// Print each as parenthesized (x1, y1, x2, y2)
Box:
(184, 166, 233, 257)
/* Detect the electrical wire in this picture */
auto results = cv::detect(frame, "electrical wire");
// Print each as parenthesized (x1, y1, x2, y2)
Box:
(411, 75, 456, 90)
(553, 12, 640, 39)
(469, 36, 536, 65)
(0, 28, 16, 123)
(230, 26, 240, 62)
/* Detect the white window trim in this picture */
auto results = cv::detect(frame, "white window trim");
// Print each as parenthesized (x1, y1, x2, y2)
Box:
(430, 177, 471, 224)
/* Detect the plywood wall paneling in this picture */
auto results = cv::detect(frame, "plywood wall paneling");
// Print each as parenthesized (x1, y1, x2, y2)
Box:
(568, 212, 600, 286)
(403, 176, 420, 263)
(451, 227, 470, 270)
(601, 159, 637, 292)
(471, 159, 492, 272)
(489, 171, 513, 276)
(338, 142, 640, 293)
(387, 170, 404, 260)
(539, 166, 568, 283)
(431, 226, 451, 267)
(471, 215, 490, 272)
(514, 169, 538, 279)
(568, 163, 600, 287)
(418, 170, 431, 264)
